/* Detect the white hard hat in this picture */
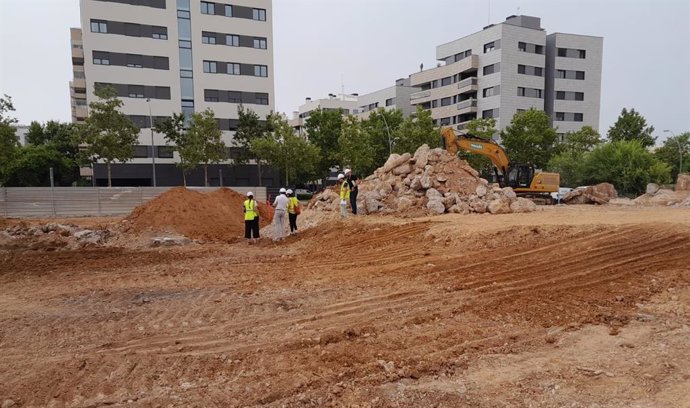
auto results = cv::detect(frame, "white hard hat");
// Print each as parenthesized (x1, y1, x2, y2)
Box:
(344, 168, 352, 174)
(286, 189, 293, 195)
(279, 188, 286, 194)
(337, 173, 345, 180)
(246, 191, 254, 197)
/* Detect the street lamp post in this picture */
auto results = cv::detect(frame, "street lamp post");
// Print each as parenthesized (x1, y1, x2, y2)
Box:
(663, 129, 683, 176)
(380, 111, 393, 155)
(146, 98, 157, 187)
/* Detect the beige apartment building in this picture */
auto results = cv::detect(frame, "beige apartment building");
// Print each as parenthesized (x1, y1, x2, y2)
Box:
(408, 15, 602, 139)
(70, 0, 276, 186)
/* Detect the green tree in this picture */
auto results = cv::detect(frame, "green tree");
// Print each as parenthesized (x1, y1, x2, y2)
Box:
(338, 115, 377, 176)
(548, 126, 602, 187)
(583, 140, 671, 196)
(459, 117, 497, 177)
(560, 125, 602, 153)
(25, 120, 81, 185)
(393, 106, 439, 154)
(501, 108, 557, 168)
(234, 105, 269, 185)
(77, 85, 139, 187)
(251, 114, 320, 185)
(607, 108, 656, 147)
(0, 95, 19, 185)
(188, 109, 225, 187)
(3, 144, 74, 187)
(654, 132, 690, 181)
(154, 113, 200, 186)
(362, 108, 404, 168)
(303, 108, 344, 179)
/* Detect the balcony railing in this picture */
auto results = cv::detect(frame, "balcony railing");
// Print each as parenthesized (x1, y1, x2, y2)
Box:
(457, 77, 478, 89)
(410, 90, 431, 101)
(457, 99, 478, 110)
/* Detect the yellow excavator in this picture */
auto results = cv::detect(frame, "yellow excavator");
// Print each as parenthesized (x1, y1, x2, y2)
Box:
(441, 127, 560, 203)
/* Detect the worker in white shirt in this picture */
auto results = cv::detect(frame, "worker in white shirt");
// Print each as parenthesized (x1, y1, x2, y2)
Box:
(272, 188, 290, 241)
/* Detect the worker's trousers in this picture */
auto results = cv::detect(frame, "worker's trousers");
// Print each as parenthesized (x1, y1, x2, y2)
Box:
(274, 209, 286, 239)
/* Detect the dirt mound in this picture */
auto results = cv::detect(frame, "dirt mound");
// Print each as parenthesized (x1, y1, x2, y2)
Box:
(125, 187, 273, 241)
(310, 144, 535, 216)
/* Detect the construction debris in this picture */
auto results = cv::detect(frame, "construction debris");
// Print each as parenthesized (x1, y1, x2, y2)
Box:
(633, 188, 690, 207)
(563, 183, 618, 205)
(309, 145, 537, 216)
(0, 223, 111, 251)
(676, 173, 690, 191)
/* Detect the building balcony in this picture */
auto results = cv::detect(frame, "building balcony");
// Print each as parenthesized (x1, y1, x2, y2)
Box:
(71, 46, 83, 61)
(410, 90, 431, 101)
(457, 99, 478, 113)
(457, 77, 478, 94)
(72, 77, 86, 90)
(409, 55, 479, 87)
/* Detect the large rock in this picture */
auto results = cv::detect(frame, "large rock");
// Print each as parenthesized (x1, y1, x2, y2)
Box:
(563, 183, 617, 205)
(420, 175, 433, 189)
(677, 173, 690, 191)
(426, 188, 442, 199)
(381, 153, 411, 174)
(413, 144, 430, 169)
(426, 198, 446, 214)
(449, 201, 470, 214)
(392, 163, 412, 176)
(646, 183, 660, 195)
(488, 198, 512, 214)
(502, 187, 517, 200)
(510, 197, 537, 213)
(469, 198, 488, 214)
(410, 176, 423, 191)
(475, 185, 488, 197)
(396, 197, 414, 211)
(365, 198, 383, 213)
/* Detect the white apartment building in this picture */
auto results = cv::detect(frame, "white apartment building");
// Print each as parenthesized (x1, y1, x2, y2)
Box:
(355, 78, 420, 119)
(408, 15, 602, 139)
(288, 94, 359, 134)
(70, 0, 276, 186)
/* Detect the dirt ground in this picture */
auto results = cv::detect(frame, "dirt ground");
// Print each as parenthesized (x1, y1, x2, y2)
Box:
(1, 205, 689, 407)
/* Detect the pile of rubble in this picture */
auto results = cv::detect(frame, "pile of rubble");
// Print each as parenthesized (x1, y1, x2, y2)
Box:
(562, 183, 618, 205)
(632, 175, 690, 207)
(0, 223, 111, 251)
(309, 144, 537, 216)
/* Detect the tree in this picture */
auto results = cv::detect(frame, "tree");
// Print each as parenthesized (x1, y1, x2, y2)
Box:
(154, 113, 200, 186)
(25, 120, 81, 185)
(560, 125, 602, 153)
(548, 126, 602, 187)
(338, 115, 377, 176)
(188, 109, 225, 187)
(251, 114, 320, 185)
(234, 106, 268, 185)
(77, 85, 139, 187)
(607, 108, 656, 147)
(3, 144, 74, 187)
(0, 94, 19, 185)
(583, 140, 671, 196)
(459, 117, 496, 178)
(654, 132, 690, 181)
(303, 108, 345, 179)
(393, 106, 439, 154)
(362, 108, 404, 168)
(501, 108, 557, 168)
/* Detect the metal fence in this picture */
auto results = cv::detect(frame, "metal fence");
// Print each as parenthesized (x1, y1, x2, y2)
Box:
(0, 187, 267, 218)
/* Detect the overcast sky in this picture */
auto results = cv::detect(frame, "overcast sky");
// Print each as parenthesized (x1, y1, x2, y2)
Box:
(1, 0, 689, 142)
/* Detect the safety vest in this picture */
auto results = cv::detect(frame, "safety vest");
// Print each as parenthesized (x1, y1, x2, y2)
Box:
(288, 197, 299, 214)
(244, 199, 257, 221)
(340, 180, 350, 200)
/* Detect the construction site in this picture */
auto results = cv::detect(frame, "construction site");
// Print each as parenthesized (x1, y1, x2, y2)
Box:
(1, 149, 690, 408)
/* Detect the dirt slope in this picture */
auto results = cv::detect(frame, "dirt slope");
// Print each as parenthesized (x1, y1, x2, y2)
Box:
(1, 207, 689, 407)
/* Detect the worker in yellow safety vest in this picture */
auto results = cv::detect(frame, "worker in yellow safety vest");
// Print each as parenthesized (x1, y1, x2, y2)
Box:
(338, 173, 350, 218)
(243, 191, 260, 244)
(286, 189, 300, 235)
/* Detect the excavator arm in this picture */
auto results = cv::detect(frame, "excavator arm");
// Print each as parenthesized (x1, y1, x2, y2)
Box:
(441, 127, 510, 177)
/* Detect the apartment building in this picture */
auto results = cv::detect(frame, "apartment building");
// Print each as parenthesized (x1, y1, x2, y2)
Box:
(71, 0, 276, 186)
(288, 94, 359, 135)
(355, 78, 420, 119)
(408, 15, 602, 139)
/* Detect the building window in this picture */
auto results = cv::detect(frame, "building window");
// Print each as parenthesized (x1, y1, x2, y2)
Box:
(158, 146, 174, 158)
(482, 86, 499, 97)
(127, 85, 145, 98)
(252, 8, 266, 21)
(151, 26, 167, 40)
(126, 54, 143, 68)
(226, 34, 239, 47)
(74, 71, 85, 78)
(254, 65, 268, 77)
(179, 40, 191, 48)
(517, 64, 544, 77)
(440, 117, 451, 126)
(368, 102, 379, 111)
(517, 87, 542, 98)
(558, 47, 586, 59)
(200, 1, 214, 14)
(440, 97, 452, 107)
(177, 10, 190, 18)
(224, 5, 232, 16)
(180, 69, 193, 78)
(518, 41, 544, 54)
(483, 41, 495, 53)
(93, 57, 110, 65)
(556, 69, 586, 80)
(483, 63, 499, 76)
(227, 63, 240, 75)
(228, 92, 242, 103)
(90, 20, 107, 33)
(556, 91, 585, 101)
(482, 108, 498, 119)
(205, 90, 219, 102)
(202, 34, 216, 44)
(256, 94, 269, 105)
(555, 112, 584, 122)
(203, 61, 217, 73)
(253, 38, 267, 49)
(441, 76, 452, 87)
(431, 100, 438, 108)
(385, 98, 393, 106)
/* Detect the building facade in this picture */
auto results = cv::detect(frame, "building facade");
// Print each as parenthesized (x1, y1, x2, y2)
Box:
(408, 15, 602, 139)
(71, 0, 276, 186)
(355, 78, 420, 119)
(288, 94, 359, 135)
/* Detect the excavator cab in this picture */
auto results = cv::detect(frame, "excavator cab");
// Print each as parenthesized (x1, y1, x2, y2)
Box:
(506, 164, 535, 189)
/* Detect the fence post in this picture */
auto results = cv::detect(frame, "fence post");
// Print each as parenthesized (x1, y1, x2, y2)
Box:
(140, 186, 144, 205)
(97, 187, 102, 216)
(2, 187, 6, 217)
(50, 168, 57, 217)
